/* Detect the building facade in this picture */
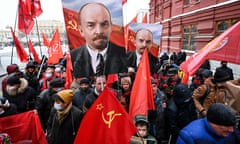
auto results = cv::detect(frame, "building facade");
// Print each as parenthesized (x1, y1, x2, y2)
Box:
(0, 20, 66, 47)
(149, 0, 240, 54)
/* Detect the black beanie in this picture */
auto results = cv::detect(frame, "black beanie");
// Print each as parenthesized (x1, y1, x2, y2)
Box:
(207, 103, 236, 126)
(214, 69, 231, 83)
(6, 74, 21, 85)
(50, 78, 65, 88)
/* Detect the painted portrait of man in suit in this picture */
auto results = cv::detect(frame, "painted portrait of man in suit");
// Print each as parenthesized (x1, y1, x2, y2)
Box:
(61, 1, 127, 80)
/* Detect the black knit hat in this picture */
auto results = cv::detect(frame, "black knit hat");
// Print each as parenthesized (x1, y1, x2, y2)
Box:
(207, 103, 236, 126)
(6, 74, 21, 85)
(214, 69, 231, 83)
(50, 78, 65, 88)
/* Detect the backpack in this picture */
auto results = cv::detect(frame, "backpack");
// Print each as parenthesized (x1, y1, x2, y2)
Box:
(198, 84, 210, 105)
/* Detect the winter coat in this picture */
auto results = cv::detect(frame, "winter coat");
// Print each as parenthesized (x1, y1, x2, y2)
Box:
(177, 118, 238, 144)
(72, 87, 93, 111)
(3, 78, 37, 113)
(35, 88, 57, 130)
(47, 105, 83, 144)
(192, 78, 239, 114)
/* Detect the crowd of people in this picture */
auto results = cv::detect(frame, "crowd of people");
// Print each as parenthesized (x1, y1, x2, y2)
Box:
(1, 2, 240, 144)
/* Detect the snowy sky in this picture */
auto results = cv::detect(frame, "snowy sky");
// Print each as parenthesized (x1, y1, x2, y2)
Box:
(0, 0, 149, 29)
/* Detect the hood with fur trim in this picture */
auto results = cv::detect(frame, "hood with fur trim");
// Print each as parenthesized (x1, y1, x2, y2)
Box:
(6, 78, 29, 96)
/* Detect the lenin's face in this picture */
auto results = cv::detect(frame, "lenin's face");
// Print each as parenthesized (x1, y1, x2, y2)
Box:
(79, 3, 112, 51)
(135, 29, 153, 55)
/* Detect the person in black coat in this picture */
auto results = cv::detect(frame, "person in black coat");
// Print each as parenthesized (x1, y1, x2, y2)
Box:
(127, 28, 159, 75)
(3, 73, 37, 113)
(71, 3, 127, 79)
(215, 61, 234, 80)
(72, 77, 93, 111)
(47, 89, 83, 144)
(35, 78, 65, 131)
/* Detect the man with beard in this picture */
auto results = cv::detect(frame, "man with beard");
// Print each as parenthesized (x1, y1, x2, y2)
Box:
(72, 77, 92, 111)
(71, 2, 127, 81)
(127, 28, 159, 75)
(35, 78, 65, 131)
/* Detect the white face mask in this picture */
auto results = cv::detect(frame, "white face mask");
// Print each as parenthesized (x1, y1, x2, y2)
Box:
(8, 86, 17, 91)
(45, 73, 52, 78)
(54, 103, 62, 111)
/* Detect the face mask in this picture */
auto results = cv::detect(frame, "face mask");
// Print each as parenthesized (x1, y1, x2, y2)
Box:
(56, 88, 62, 92)
(45, 73, 52, 78)
(54, 103, 62, 111)
(8, 86, 17, 91)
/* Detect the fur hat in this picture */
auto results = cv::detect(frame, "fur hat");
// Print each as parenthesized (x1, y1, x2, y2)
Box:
(79, 77, 90, 85)
(57, 89, 73, 104)
(6, 64, 19, 74)
(207, 103, 236, 126)
(6, 74, 21, 85)
(214, 69, 231, 83)
(50, 78, 65, 88)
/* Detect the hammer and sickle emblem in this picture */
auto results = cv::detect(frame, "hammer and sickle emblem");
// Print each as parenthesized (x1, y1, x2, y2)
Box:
(102, 110, 122, 128)
(67, 20, 78, 31)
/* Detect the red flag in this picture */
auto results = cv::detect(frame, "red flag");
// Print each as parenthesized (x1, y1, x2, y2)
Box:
(10, 27, 28, 62)
(0, 111, 47, 144)
(31, 0, 43, 17)
(106, 74, 118, 87)
(28, 39, 41, 63)
(65, 51, 73, 89)
(141, 13, 148, 23)
(47, 28, 63, 64)
(18, 0, 35, 34)
(41, 32, 50, 47)
(180, 21, 240, 76)
(110, 24, 125, 48)
(74, 87, 137, 144)
(63, 8, 85, 49)
(129, 49, 155, 120)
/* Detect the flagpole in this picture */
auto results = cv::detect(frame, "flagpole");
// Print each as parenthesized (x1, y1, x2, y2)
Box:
(35, 18, 43, 57)
(11, 2, 20, 64)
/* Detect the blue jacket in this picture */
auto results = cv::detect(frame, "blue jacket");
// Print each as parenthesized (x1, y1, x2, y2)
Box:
(177, 118, 234, 144)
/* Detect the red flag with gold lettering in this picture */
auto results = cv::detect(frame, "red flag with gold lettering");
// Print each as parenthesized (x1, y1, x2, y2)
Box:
(74, 87, 137, 144)
(47, 28, 63, 64)
(129, 49, 155, 120)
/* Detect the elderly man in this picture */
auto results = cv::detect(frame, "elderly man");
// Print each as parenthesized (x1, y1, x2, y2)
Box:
(177, 103, 240, 144)
(127, 28, 159, 75)
(71, 2, 127, 79)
